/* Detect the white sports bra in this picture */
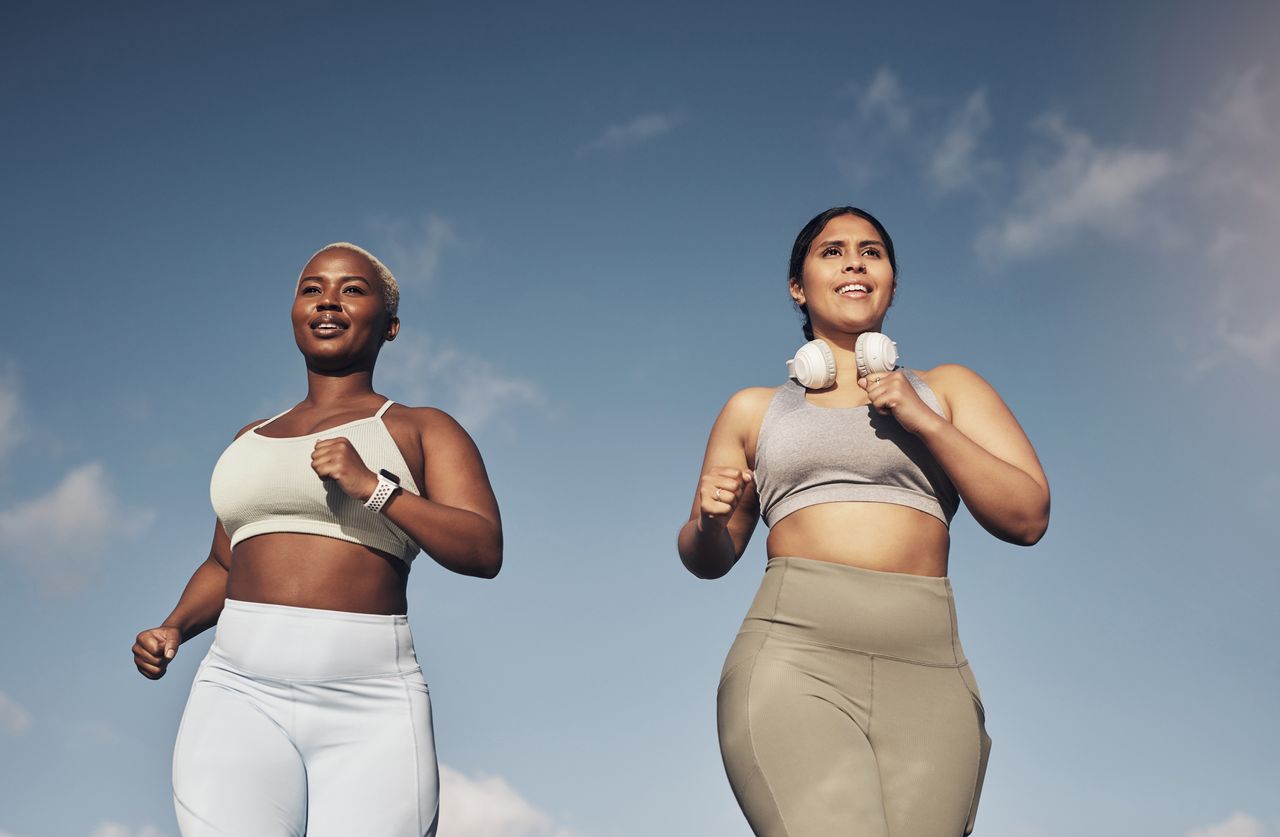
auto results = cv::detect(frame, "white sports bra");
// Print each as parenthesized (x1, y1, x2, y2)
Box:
(209, 400, 422, 564)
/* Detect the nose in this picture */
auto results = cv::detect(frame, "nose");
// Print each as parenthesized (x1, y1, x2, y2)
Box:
(844, 254, 866, 273)
(314, 287, 342, 310)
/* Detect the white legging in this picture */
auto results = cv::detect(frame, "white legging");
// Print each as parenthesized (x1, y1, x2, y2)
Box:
(172, 599, 438, 836)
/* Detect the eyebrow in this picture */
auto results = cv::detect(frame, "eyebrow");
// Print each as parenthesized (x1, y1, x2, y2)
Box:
(298, 274, 373, 284)
(812, 238, 884, 251)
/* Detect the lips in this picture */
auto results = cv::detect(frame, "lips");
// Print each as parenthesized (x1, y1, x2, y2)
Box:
(835, 282, 871, 298)
(309, 314, 350, 336)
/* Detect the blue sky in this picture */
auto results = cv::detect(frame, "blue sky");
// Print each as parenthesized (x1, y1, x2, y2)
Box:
(2, 2, 1278, 836)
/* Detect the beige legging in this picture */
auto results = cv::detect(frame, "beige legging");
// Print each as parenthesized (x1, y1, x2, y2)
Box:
(717, 557, 990, 837)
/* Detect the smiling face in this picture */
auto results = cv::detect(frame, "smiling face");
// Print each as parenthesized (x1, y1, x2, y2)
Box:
(291, 248, 399, 370)
(789, 213, 895, 340)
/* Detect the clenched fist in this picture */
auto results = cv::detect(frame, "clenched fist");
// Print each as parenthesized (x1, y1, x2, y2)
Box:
(859, 371, 944, 435)
(698, 467, 753, 531)
(133, 626, 182, 680)
(311, 437, 378, 501)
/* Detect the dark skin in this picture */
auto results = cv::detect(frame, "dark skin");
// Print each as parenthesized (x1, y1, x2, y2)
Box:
(134, 248, 502, 679)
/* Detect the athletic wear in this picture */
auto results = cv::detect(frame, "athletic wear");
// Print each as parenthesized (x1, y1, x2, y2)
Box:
(718, 557, 989, 837)
(173, 599, 439, 837)
(753, 371, 959, 527)
(210, 400, 422, 564)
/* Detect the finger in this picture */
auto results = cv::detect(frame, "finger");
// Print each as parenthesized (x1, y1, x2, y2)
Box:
(162, 635, 179, 660)
(136, 660, 166, 679)
(133, 645, 161, 667)
(137, 632, 164, 655)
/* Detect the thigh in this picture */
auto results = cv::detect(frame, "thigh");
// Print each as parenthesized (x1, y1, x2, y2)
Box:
(172, 664, 306, 837)
(718, 633, 889, 837)
(301, 671, 439, 837)
(871, 660, 990, 837)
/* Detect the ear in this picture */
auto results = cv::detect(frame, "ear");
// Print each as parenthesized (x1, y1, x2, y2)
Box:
(385, 317, 400, 342)
(788, 276, 806, 306)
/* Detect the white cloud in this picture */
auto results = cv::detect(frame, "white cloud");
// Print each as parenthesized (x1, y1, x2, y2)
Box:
(439, 765, 581, 837)
(380, 334, 545, 432)
(579, 112, 681, 154)
(856, 67, 911, 134)
(0, 365, 21, 462)
(0, 691, 31, 735)
(834, 67, 914, 186)
(369, 214, 459, 286)
(1187, 812, 1277, 837)
(1183, 68, 1280, 371)
(88, 824, 168, 837)
(0, 462, 154, 594)
(928, 89, 995, 193)
(975, 114, 1173, 263)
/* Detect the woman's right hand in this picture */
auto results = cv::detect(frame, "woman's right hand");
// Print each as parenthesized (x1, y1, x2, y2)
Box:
(133, 626, 182, 680)
(698, 467, 754, 531)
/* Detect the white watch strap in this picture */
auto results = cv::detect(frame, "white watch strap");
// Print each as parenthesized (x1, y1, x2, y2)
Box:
(364, 474, 400, 513)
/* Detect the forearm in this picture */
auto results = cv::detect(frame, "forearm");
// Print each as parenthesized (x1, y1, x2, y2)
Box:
(382, 492, 503, 578)
(677, 519, 738, 579)
(162, 556, 229, 641)
(915, 417, 1050, 545)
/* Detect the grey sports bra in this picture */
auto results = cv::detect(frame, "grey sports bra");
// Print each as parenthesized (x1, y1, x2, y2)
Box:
(754, 371, 960, 527)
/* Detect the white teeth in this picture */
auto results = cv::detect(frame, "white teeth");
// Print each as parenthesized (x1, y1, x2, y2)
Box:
(838, 284, 870, 295)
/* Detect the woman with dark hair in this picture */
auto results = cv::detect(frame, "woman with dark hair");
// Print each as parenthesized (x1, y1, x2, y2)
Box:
(133, 243, 502, 837)
(677, 207, 1049, 836)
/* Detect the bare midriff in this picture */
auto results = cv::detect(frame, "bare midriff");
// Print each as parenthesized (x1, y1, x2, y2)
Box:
(766, 502, 951, 577)
(226, 533, 410, 615)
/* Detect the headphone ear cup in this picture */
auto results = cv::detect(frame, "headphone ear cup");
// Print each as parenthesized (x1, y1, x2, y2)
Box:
(786, 340, 837, 389)
(855, 332, 899, 379)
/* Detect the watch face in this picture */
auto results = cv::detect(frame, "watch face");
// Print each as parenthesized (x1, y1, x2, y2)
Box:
(379, 469, 401, 485)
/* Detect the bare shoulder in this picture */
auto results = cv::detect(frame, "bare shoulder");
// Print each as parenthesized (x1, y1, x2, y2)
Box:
(233, 419, 264, 439)
(383, 403, 474, 446)
(721, 386, 778, 424)
(916, 364, 1000, 412)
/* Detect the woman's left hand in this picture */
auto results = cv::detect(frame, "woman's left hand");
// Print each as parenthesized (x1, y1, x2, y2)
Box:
(312, 437, 378, 501)
(859, 371, 944, 436)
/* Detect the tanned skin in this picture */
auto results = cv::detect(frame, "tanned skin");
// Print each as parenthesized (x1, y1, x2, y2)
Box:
(677, 214, 1050, 580)
(134, 248, 502, 679)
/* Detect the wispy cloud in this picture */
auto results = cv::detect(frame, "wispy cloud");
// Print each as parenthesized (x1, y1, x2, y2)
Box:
(834, 67, 913, 186)
(0, 462, 154, 594)
(1187, 812, 1277, 837)
(88, 824, 168, 837)
(0, 364, 21, 462)
(975, 114, 1173, 263)
(579, 112, 681, 155)
(0, 691, 32, 735)
(368, 214, 459, 286)
(439, 765, 582, 837)
(928, 89, 995, 194)
(379, 334, 545, 432)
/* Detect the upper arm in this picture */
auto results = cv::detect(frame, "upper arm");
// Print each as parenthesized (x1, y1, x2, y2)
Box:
(932, 365, 1049, 495)
(416, 409, 502, 528)
(687, 388, 773, 554)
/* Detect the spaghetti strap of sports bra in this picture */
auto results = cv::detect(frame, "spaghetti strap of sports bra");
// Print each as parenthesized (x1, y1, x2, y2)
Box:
(252, 399, 396, 433)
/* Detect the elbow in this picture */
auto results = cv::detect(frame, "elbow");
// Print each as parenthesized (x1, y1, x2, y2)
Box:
(683, 558, 730, 580)
(476, 531, 504, 579)
(1011, 503, 1050, 547)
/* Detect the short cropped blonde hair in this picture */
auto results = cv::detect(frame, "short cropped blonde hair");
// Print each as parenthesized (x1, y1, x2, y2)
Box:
(308, 242, 401, 319)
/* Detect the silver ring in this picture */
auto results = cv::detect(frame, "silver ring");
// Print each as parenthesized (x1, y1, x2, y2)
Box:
(714, 488, 724, 502)
(873, 375, 882, 384)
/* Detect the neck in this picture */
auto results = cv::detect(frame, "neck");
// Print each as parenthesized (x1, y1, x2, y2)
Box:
(812, 326, 878, 388)
(302, 366, 380, 408)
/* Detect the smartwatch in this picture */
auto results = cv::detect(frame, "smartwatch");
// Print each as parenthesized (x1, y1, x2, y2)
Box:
(364, 469, 402, 514)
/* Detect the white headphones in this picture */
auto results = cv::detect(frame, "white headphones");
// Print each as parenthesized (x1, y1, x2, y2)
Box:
(786, 332, 899, 390)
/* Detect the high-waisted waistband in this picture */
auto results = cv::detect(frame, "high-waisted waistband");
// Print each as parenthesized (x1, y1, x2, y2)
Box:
(210, 599, 419, 680)
(741, 556, 967, 666)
